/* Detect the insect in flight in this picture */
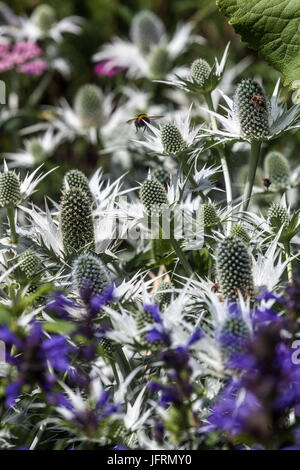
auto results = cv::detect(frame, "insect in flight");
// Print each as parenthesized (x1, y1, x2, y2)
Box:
(250, 93, 266, 112)
(126, 113, 163, 132)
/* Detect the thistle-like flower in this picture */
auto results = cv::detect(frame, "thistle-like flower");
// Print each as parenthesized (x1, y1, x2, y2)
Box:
(62, 169, 93, 205)
(31, 4, 56, 32)
(216, 236, 254, 300)
(19, 249, 42, 280)
(230, 224, 251, 244)
(72, 253, 110, 300)
(201, 79, 300, 144)
(130, 10, 165, 55)
(190, 58, 211, 87)
(139, 178, 169, 216)
(154, 282, 173, 309)
(198, 202, 220, 228)
(264, 151, 290, 190)
(267, 203, 289, 231)
(74, 84, 103, 128)
(0, 170, 21, 207)
(217, 306, 251, 363)
(161, 123, 186, 155)
(152, 168, 170, 186)
(60, 187, 95, 252)
(93, 11, 203, 80)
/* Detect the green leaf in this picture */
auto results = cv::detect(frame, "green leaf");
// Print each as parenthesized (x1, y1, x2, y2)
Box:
(217, 0, 300, 89)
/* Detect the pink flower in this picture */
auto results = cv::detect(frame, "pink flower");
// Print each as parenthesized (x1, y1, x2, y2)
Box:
(18, 59, 47, 76)
(94, 60, 125, 77)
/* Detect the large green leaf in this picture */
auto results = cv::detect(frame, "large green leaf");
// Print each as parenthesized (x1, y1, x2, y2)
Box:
(217, 0, 300, 89)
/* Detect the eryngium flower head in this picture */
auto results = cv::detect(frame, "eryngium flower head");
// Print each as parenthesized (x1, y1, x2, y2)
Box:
(161, 123, 186, 155)
(72, 253, 110, 300)
(216, 236, 254, 300)
(74, 84, 103, 128)
(19, 249, 42, 279)
(218, 313, 251, 362)
(31, 4, 56, 32)
(230, 224, 251, 244)
(139, 178, 168, 216)
(60, 187, 95, 252)
(233, 79, 269, 140)
(153, 168, 170, 186)
(198, 202, 219, 227)
(154, 281, 173, 309)
(62, 169, 93, 205)
(0, 171, 21, 207)
(267, 202, 289, 230)
(27, 137, 49, 163)
(264, 151, 290, 190)
(130, 10, 165, 55)
(136, 308, 161, 350)
(149, 45, 170, 79)
(190, 58, 211, 87)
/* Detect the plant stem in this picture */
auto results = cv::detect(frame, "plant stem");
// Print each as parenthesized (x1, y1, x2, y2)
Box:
(204, 93, 232, 234)
(168, 217, 193, 277)
(179, 154, 207, 202)
(242, 140, 261, 212)
(7, 204, 18, 244)
(284, 241, 293, 283)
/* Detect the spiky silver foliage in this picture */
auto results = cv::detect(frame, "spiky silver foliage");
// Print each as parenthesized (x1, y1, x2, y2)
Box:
(264, 151, 290, 189)
(0, 171, 21, 207)
(216, 236, 254, 300)
(62, 169, 93, 205)
(74, 84, 103, 128)
(130, 10, 165, 55)
(234, 79, 269, 140)
(190, 58, 211, 87)
(230, 224, 251, 244)
(60, 187, 95, 252)
(154, 281, 173, 309)
(161, 123, 186, 154)
(267, 203, 289, 230)
(72, 253, 110, 299)
(198, 202, 219, 227)
(139, 178, 168, 216)
(31, 4, 56, 32)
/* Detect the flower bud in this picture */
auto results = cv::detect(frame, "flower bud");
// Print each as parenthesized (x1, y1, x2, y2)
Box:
(149, 45, 170, 79)
(153, 168, 170, 186)
(230, 224, 251, 244)
(31, 4, 56, 32)
(74, 84, 103, 128)
(264, 151, 290, 190)
(0, 171, 21, 207)
(27, 138, 49, 164)
(72, 253, 110, 300)
(154, 281, 173, 309)
(139, 178, 168, 216)
(198, 202, 219, 227)
(130, 10, 165, 55)
(62, 169, 93, 205)
(60, 187, 95, 252)
(234, 79, 269, 140)
(19, 249, 42, 280)
(267, 202, 289, 230)
(216, 236, 254, 300)
(161, 123, 185, 155)
(218, 311, 251, 362)
(190, 58, 211, 87)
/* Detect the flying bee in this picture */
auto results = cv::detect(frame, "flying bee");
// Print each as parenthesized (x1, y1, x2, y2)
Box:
(263, 177, 271, 189)
(250, 93, 266, 112)
(126, 113, 163, 132)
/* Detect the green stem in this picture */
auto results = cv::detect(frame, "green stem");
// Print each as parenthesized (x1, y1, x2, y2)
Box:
(204, 93, 232, 234)
(7, 204, 18, 244)
(242, 141, 261, 212)
(27, 70, 54, 108)
(284, 242, 293, 283)
(169, 217, 193, 277)
(179, 155, 207, 202)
